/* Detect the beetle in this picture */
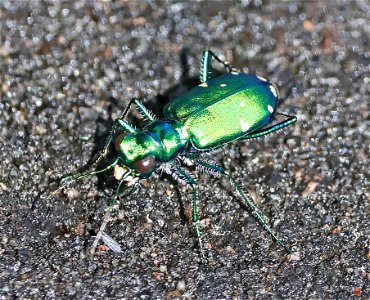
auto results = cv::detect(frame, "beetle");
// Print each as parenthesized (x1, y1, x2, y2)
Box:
(55, 50, 297, 262)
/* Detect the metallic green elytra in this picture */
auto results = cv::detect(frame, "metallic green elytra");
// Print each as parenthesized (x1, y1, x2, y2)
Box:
(56, 50, 297, 263)
(164, 73, 280, 149)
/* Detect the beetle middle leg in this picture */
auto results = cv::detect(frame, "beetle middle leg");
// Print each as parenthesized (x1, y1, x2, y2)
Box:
(189, 183, 207, 264)
(172, 167, 207, 263)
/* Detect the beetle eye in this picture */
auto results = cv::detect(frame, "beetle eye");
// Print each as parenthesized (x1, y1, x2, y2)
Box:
(133, 155, 156, 175)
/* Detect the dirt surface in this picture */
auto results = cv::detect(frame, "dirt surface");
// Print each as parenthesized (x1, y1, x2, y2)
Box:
(1, 1, 369, 299)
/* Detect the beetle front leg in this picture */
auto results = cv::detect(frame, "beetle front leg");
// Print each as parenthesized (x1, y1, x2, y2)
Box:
(93, 103, 139, 167)
(51, 158, 120, 198)
(90, 177, 138, 256)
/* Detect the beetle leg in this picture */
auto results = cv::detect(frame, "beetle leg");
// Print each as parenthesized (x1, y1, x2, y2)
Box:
(189, 183, 207, 264)
(194, 160, 292, 254)
(194, 158, 222, 177)
(166, 166, 206, 263)
(51, 158, 120, 197)
(93, 98, 155, 167)
(90, 179, 138, 256)
(93, 101, 140, 167)
(176, 168, 207, 264)
(200, 49, 234, 83)
(132, 98, 157, 122)
(116, 97, 156, 122)
(171, 166, 195, 186)
(240, 113, 297, 140)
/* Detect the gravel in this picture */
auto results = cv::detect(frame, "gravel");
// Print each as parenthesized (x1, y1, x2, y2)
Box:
(1, 1, 369, 299)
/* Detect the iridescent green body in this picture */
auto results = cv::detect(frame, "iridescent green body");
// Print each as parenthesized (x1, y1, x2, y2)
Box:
(164, 73, 279, 150)
(117, 73, 288, 175)
(117, 119, 189, 177)
(60, 50, 297, 262)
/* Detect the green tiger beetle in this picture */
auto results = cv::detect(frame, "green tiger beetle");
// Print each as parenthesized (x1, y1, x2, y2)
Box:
(54, 49, 297, 262)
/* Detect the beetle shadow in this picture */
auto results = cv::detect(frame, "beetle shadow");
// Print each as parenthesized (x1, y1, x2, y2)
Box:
(147, 47, 200, 118)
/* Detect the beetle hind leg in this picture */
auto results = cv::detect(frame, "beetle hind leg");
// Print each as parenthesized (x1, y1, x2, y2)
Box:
(200, 49, 235, 83)
(240, 113, 297, 140)
(195, 160, 292, 254)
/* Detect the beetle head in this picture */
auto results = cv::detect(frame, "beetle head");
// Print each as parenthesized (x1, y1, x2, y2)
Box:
(114, 132, 159, 179)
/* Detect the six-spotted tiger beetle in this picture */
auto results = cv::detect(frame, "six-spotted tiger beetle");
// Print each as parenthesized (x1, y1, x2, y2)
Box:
(53, 50, 297, 263)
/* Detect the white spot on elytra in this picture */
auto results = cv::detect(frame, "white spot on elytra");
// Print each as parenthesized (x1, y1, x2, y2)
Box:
(220, 83, 227, 87)
(199, 82, 208, 87)
(257, 75, 267, 82)
(240, 101, 245, 108)
(267, 105, 274, 113)
(231, 71, 239, 75)
(269, 84, 278, 97)
(240, 118, 249, 132)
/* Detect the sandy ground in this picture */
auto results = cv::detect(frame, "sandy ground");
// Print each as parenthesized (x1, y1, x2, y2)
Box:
(0, 1, 369, 299)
